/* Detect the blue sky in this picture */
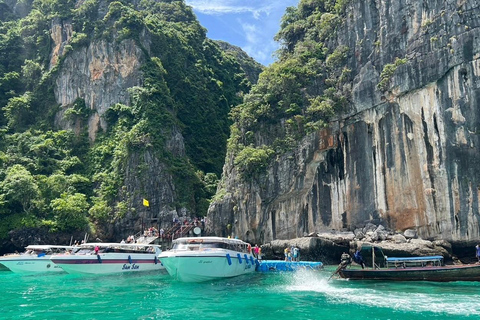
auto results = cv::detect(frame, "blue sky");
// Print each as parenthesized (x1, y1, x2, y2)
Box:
(185, 0, 300, 66)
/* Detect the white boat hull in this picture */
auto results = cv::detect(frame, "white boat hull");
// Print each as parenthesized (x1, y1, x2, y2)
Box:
(160, 251, 256, 282)
(0, 255, 64, 273)
(51, 253, 165, 274)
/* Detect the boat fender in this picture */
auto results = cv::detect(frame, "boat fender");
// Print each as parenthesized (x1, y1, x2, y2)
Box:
(244, 254, 249, 264)
(128, 255, 132, 264)
(226, 253, 232, 266)
(97, 255, 102, 263)
(255, 259, 260, 266)
(237, 253, 242, 263)
(154, 256, 158, 264)
(250, 256, 254, 265)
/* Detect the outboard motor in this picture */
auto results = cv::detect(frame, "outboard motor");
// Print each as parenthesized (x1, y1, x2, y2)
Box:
(328, 252, 353, 281)
(339, 252, 352, 269)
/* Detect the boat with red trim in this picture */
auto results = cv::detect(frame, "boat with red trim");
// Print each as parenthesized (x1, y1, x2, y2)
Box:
(50, 243, 165, 274)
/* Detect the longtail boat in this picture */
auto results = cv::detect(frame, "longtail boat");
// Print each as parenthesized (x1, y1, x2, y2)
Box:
(334, 245, 480, 282)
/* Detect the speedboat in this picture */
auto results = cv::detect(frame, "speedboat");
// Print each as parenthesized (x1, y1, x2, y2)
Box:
(50, 243, 165, 274)
(0, 245, 74, 273)
(159, 236, 257, 282)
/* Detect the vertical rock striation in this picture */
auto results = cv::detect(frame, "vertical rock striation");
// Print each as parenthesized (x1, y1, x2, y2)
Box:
(52, 20, 147, 140)
(208, 0, 480, 247)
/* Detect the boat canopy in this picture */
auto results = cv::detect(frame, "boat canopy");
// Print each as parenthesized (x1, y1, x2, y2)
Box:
(385, 255, 444, 268)
(385, 256, 444, 262)
(358, 245, 444, 268)
(26, 245, 73, 250)
(24, 245, 74, 255)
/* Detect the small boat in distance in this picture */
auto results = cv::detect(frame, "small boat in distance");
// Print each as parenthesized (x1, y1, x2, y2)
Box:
(335, 245, 480, 282)
(158, 236, 257, 282)
(0, 245, 74, 273)
(50, 243, 164, 274)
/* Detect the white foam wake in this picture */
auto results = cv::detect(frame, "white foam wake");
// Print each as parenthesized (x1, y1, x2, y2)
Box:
(281, 269, 480, 316)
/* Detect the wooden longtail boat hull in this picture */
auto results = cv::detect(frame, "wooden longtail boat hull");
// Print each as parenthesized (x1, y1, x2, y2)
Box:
(338, 264, 480, 282)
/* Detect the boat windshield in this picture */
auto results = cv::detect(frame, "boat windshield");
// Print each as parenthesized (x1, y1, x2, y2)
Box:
(172, 239, 250, 253)
(72, 247, 94, 255)
(72, 244, 157, 255)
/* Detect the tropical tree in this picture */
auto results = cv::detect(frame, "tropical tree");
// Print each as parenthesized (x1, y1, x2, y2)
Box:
(0, 164, 39, 213)
(50, 192, 89, 231)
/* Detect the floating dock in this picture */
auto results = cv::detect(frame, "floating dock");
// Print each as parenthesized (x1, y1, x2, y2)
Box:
(256, 260, 323, 272)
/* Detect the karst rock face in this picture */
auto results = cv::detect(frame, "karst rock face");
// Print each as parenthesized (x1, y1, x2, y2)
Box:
(47, 10, 179, 235)
(50, 18, 147, 141)
(207, 0, 480, 246)
(0, 0, 266, 248)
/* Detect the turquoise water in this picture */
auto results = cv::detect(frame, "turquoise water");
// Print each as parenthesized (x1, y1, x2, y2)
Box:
(1, 266, 479, 319)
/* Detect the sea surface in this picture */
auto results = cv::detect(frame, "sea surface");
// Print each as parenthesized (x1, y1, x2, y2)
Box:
(1, 266, 479, 319)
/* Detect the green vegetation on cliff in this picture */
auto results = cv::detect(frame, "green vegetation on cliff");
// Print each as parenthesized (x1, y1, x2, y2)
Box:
(228, 0, 351, 180)
(0, 0, 261, 243)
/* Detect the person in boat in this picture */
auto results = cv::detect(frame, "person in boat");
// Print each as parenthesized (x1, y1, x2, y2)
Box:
(353, 249, 366, 269)
(476, 245, 480, 263)
(254, 244, 259, 258)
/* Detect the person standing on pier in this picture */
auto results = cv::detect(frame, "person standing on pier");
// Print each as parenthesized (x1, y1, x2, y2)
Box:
(292, 247, 299, 262)
(284, 247, 290, 261)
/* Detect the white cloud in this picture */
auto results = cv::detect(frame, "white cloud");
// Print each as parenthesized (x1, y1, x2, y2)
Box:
(240, 21, 277, 64)
(186, 0, 299, 65)
(241, 23, 258, 43)
(185, 0, 286, 19)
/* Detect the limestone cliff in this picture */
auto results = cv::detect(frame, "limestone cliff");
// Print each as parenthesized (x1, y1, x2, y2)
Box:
(214, 40, 264, 85)
(0, 0, 259, 247)
(53, 26, 146, 140)
(208, 0, 480, 249)
(48, 0, 261, 239)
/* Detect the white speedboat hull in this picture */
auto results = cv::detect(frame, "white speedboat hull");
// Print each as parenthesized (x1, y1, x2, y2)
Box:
(51, 253, 165, 274)
(160, 250, 256, 282)
(0, 255, 64, 273)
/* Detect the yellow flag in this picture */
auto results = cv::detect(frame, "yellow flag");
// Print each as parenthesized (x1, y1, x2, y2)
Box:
(143, 198, 149, 207)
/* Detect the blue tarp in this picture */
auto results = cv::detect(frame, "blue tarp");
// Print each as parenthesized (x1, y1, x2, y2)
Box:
(256, 260, 323, 272)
